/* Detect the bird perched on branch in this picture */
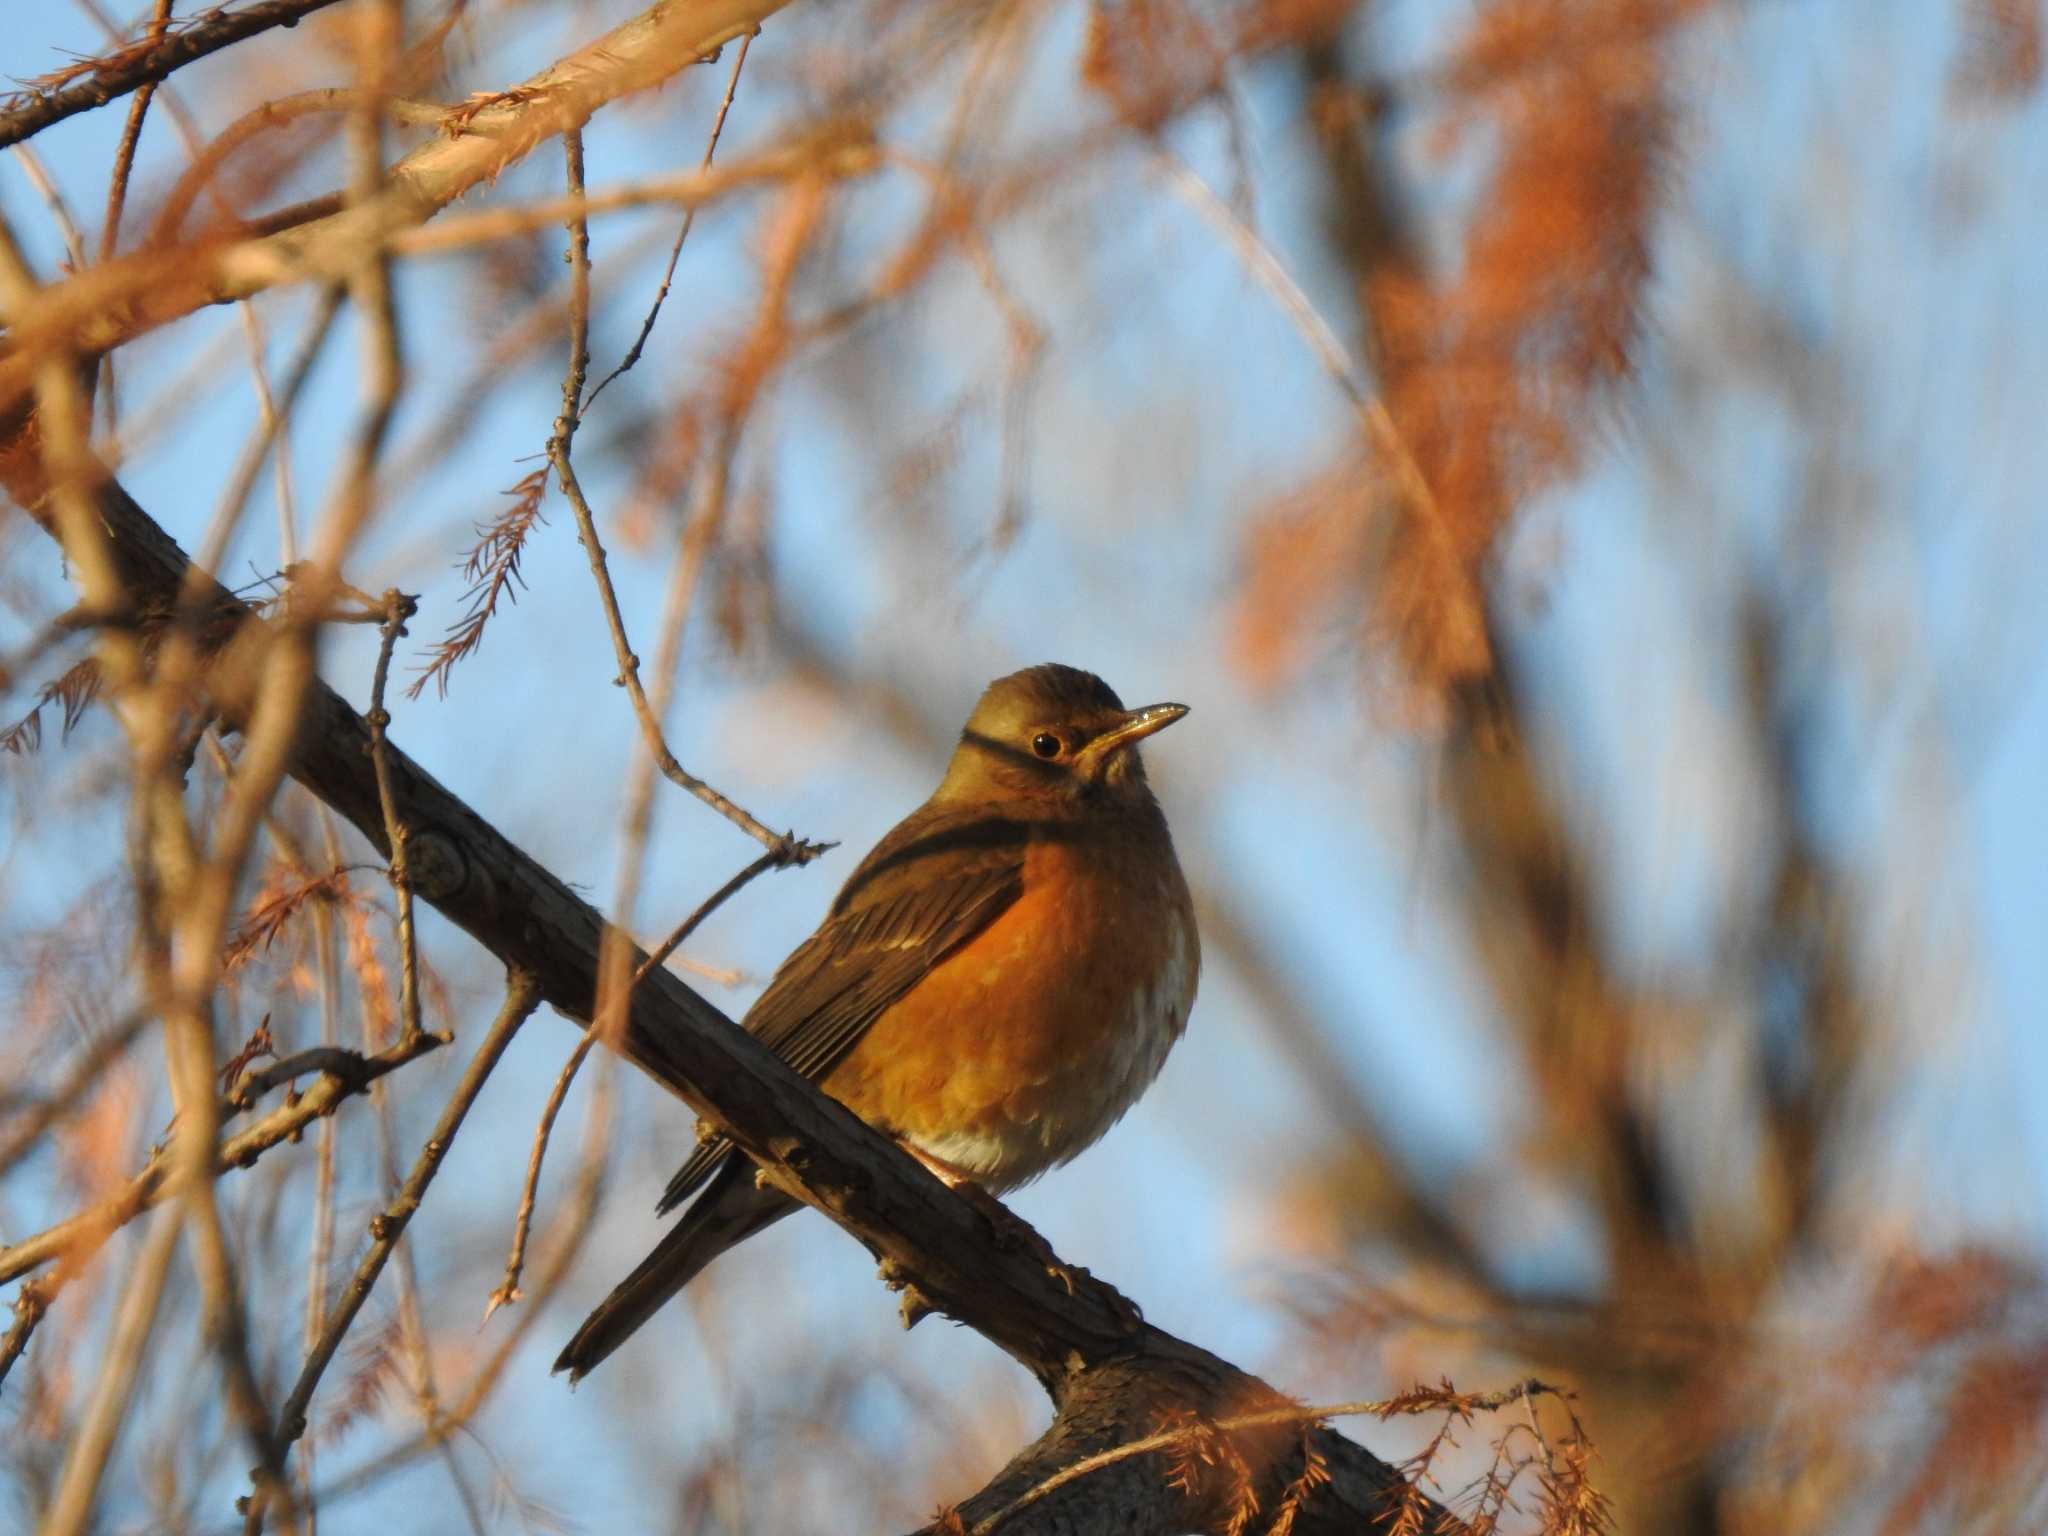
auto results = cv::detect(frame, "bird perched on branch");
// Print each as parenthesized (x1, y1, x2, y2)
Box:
(555, 663, 1199, 1381)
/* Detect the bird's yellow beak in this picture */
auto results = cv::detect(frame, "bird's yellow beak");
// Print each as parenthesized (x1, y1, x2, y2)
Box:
(1087, 702, 1189, 757)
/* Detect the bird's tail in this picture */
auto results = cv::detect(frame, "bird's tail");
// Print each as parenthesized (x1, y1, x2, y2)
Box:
(553, 1153, 797, 1383)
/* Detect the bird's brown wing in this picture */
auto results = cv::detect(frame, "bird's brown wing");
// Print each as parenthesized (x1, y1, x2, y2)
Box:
(655, 808, 1031, 1215)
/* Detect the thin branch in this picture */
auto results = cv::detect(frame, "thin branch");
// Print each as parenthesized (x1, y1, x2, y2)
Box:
(292, 1048, 615, 1510)
(547, 128, 592, 458)
(205, 284, 345, 573)
(0, 0, 351, 151)
(882, 148, 1046, 547)
(73, 0, 303, 590)
(585, 29, 755, 408)
(486, 847, 784, 1317)
(0, 1031, 447, 1289)
(146, 89, 450, 249)
(0, 0, 804, 411)
(292, 8, 406, 610)
(544, 133, 830, 869)
(486, 1030, 598, 1324)
(298, 807, 348, 1520)
(1145, 145, 1452, 576)
(387, 130, 876, 261)
(365, 588, 424, 1042)
(7, 144, 91, 272)
(97, 0, 178, 264)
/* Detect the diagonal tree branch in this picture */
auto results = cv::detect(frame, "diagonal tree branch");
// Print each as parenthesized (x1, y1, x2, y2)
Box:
(0, 446, 1464, 1533)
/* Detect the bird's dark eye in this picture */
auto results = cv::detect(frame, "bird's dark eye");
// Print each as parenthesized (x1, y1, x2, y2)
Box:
(1031, 732, 1063, 760)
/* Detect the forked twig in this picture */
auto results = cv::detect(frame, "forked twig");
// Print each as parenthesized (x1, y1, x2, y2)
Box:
(544, 130, 828, 869)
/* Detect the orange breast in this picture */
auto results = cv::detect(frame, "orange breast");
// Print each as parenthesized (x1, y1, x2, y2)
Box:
(822, 829, 1197, 1191)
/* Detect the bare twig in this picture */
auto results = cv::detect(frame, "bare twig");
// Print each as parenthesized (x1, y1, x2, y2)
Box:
(70, 0, 303, 583)
(0, 0, 804, 408)
(0, 215, 129, 640)
(0, 1030, 448, 1289)
(486, 1030, 599, 1323)
(97, 0, 178, 264)
(146, 90, 449, 250)
(487, 846, 784, 1317)
(883, 148, 1047, 546)
(365, 588, 425, 1043)
(544, 132, 829, 869)
(299, 808, 348, 1521)
(0, 0, 351, 151)
(585, 30, 756, 408)
(1146, 144, 1450, 574)
(547, 128, 593, 460)
(296, 1047, 615, 1507)
(7, 144, 90, 272)
(202, 285, 345, 578)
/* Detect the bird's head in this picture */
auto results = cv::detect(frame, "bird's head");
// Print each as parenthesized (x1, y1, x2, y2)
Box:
(937, 664, 1188, 809)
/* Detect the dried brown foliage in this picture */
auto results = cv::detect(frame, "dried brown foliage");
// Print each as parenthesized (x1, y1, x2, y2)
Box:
(1081, 0, 1231, 131)
(216, 1018, 277, 1093)
(407, 468, 548, 699)
(221, 864, 358, 972)
(1158, 1402, 1264, 1535)
(1950, 0, 2045, 104)
(314, 1312, 404, 1446)
(1265, 1430, 1332, 1536)
(1369, 1382, 1610, 1536)
(1235, 0, 1708, 711)
(0, 656, 101, 754)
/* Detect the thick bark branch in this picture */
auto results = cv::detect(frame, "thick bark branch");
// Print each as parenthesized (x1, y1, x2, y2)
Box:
(0, 454, 1461, 1533)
